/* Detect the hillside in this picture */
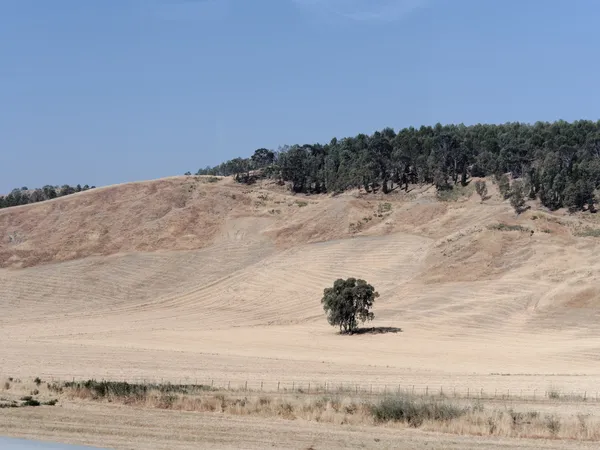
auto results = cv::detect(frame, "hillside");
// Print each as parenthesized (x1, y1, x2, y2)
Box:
(3, 175, 600, 393)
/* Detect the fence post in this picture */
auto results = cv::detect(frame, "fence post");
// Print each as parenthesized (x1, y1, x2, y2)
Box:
(261, 381, 263, 391)
(277, 381, 280, 392)
(425, 386, 428, 396)
(480, 388, 483, 398)
(228, 381, 230, 390)
(356, 385, 358, 394)
(308, 382, 310, 394)
(467, 388, 469, 399)
(211, 380, 214, 388)
(292, 381, 295, 392)
(533, 389, 536, 399)
(584, 391, 587, 401)
(245, 381, 248, 391)
(412, 385, 415, 395)
(440, 386, 443, 397)
(370, 385, 373, 395)
(494, 389, 497, 398)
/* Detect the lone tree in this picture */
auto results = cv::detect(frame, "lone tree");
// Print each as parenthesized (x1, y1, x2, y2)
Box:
(321, 278, 379, 334)
(474, 180, 488, 203)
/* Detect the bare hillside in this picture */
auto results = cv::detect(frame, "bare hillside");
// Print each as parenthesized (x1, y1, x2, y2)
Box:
(3, 176, 600, 394)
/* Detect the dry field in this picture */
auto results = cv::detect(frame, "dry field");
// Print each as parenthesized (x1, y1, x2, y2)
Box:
(3, 175, 600, 447)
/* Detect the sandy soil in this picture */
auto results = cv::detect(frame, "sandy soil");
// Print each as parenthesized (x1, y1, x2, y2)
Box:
(3, 176, 600, 446)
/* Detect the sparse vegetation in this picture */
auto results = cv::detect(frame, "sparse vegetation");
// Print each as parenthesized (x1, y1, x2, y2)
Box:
(321, 278, 379, 334)
(497, 174, 511, 199)
(295, 200, 308, 207)
(575, 227, 600, 237)
(487, 223, 529, 232)
(28, 378, 600, 440)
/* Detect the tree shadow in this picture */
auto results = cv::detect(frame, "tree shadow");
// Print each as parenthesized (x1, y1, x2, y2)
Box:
(347, 327, 403, 335)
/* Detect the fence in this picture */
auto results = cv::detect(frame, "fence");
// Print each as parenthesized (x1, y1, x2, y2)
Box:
(10, 374, 600, 403)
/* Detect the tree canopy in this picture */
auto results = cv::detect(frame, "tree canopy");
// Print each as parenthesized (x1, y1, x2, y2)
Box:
(321, 278, 379, 334)
(196, 120, 600, 212)
(0, 184, 95, 210)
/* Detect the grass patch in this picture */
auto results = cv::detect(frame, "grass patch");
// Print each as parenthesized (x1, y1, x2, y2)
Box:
(436, 184, 474, 202)
(295, 200, 308, 207)
(378, 202, 392, 214)
(371, 395, 466, 428)
(574, 227, 600, 237)
(206, 176, 220, 183)
(487, 223, 529, 232)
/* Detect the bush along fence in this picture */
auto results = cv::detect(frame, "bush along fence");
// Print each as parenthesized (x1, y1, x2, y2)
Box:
(7, 375, 600, 402)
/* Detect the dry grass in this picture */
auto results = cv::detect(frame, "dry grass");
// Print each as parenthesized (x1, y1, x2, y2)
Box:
(35, 379, 600, 441)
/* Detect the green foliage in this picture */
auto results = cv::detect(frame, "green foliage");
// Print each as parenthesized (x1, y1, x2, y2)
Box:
(497, 174, 511, 199)
(436, 184, 474, 202)
(371, 396, 466, 427)
(0, 184, 95, 211)
(321, 278, 379, 334)
(474, 180, 488, 202)
(509, 180, 526, 214)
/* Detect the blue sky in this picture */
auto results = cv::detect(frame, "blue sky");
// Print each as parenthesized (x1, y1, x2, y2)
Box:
(1, 0, 599, 192)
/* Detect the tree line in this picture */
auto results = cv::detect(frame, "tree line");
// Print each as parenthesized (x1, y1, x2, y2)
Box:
(0, 184, 96, 210)
(195, 120, 600, 211)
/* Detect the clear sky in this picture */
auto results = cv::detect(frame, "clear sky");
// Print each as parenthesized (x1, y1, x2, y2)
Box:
(2, 0, 600, 192)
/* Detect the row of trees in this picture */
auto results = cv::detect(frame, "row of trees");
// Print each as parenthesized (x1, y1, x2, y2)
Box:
(0, 184, 95, 210)
(195, 120, 600, 211)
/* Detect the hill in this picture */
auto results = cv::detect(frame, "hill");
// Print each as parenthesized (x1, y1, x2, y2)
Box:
(2, 175, 600, 394)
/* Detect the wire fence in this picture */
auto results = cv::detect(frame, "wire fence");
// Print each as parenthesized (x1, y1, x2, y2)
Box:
(11, 375, 600, 403)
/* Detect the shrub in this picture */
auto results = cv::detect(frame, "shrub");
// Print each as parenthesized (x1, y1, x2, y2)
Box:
(378, 202, 392, 213)
(295, 200, 308, 207)
(21, 398, 41, 407)
(371, 396, 465, 428)
(545, 415, 561, 436)
(475, 180, 488, 202)
(34, 377, 42, 386)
